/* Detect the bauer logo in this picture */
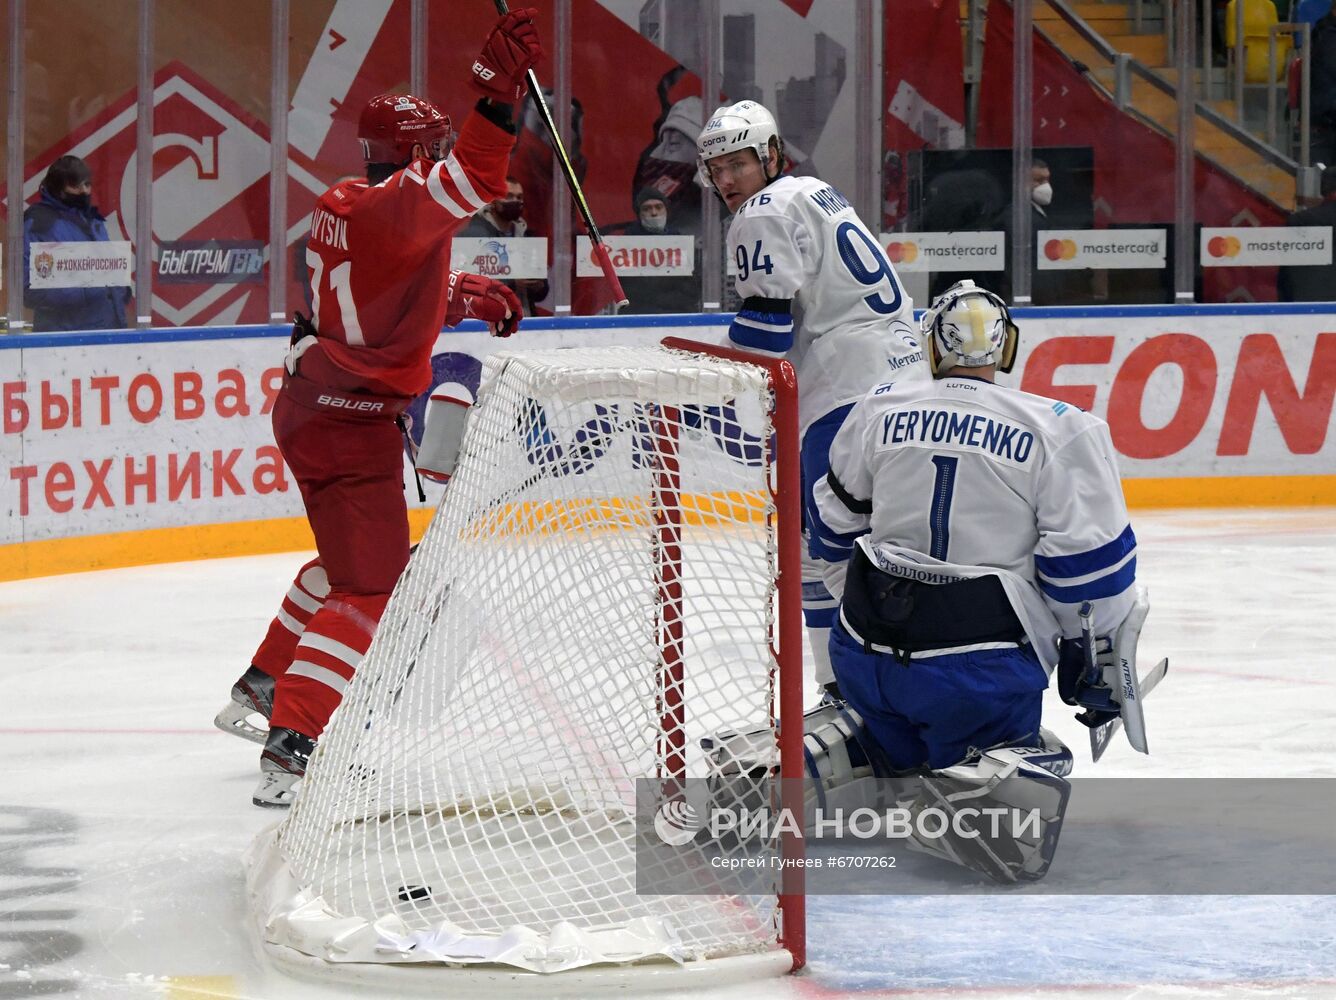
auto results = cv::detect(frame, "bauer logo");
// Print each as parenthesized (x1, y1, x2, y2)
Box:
(654, 799, 706, 846)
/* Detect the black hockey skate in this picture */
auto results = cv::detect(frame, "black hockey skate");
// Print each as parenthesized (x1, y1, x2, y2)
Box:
(214, 666, 274, 745)
(253, 727, 315, 808)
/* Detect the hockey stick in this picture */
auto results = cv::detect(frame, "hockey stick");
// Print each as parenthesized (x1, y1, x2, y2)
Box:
(492, 0, 628, 309)
(1090, 656, 1169, 763)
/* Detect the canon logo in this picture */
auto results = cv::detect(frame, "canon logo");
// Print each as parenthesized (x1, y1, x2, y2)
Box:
(317, 394, 385, 413)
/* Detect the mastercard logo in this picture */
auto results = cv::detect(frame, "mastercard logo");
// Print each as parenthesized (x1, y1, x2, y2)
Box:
(886, 241, 918, 264)
(1043, 239, 1078, 261)
(1207, 235, 1242, 258)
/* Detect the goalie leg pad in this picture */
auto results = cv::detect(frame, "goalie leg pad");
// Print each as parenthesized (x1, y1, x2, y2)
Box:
(899, 744, 1072, 884)
(702, 700, 899, 829)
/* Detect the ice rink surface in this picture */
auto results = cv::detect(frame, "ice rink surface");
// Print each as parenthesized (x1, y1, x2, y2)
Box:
(3, 507, 1335, 1000)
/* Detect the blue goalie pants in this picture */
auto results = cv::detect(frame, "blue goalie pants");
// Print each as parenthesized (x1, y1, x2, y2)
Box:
(829, 549, 1048, 770)
(831, 623, 1048, 771)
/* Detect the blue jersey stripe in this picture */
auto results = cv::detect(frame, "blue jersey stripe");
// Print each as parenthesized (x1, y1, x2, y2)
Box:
(728, 318, 793, 354)
(802, 605, 838, 629)
(1039, 556, 1138, 604)
(1035, 524, 1137, 580)
(734, 307, 793, 332)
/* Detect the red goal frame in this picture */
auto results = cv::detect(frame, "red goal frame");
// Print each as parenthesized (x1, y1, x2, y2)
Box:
(661, 336, 806, 973)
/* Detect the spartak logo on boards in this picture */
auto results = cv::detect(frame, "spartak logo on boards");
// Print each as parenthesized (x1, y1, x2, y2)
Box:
(7, 63, 327, 327)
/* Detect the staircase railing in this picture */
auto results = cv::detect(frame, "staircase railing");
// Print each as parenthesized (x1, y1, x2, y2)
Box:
(1039, 0, 1310, 189)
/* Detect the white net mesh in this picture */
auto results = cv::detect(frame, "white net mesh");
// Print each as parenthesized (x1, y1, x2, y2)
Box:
(253, 345, 795, 976)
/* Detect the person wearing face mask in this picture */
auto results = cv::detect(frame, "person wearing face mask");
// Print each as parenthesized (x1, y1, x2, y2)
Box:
(1030, 160, 1054, 217)
(1028, 159, 1067, 306)
(461, 175, 550, 315)
(22, 155, 132, 332)
(615, 188, 700, 314)
(630, 67, 706, 238)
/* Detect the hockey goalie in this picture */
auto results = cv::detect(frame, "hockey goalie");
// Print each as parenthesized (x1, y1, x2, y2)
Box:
(713, 280, 1167, 885)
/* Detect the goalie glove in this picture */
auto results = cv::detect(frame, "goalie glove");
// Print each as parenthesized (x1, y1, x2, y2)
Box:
(469, 8, 543, 105)
(1056, 633, 1120, 730)
(443, 270, 522, 338)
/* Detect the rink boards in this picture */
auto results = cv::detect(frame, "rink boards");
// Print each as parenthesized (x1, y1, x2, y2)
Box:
(1, 307, 1333, 580)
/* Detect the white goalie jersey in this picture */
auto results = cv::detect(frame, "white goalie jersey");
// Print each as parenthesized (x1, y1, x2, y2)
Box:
(725, 175, 927, 432)
(813, 373, 1138, 668)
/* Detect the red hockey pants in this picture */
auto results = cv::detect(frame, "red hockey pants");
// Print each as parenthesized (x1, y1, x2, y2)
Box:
(259, 379, 411, 738)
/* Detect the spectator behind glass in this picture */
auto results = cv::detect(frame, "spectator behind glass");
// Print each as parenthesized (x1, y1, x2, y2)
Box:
(22, 155, 131, 332)
(616, 187, 700, 315)
(1310, 2, 1336, 166)
(1028, 158, 1066, 306)
(630, 66, 705, 238)
(1278, 164, 1336, 301)
(460, 175, 550, 316)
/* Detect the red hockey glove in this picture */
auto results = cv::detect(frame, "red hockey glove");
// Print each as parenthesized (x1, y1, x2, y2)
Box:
(444, 270, 522, 338)
(469, 8, 542, 104)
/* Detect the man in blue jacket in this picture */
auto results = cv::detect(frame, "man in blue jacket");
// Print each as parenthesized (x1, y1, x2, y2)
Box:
(23, 155, 131, 332)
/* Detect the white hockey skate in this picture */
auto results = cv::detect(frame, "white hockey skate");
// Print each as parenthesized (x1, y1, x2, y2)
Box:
(214, 666, 274, 745)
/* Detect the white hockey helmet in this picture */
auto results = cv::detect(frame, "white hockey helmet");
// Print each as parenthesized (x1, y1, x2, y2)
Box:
(919, 280, 1019, 375)
(695, 100, 784, 189)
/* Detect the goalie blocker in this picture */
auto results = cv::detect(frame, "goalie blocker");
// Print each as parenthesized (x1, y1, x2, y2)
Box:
(1058, 586, 1169, 762)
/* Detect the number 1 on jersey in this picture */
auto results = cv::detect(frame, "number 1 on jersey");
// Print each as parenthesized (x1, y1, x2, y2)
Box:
(929, 455, 958, 560)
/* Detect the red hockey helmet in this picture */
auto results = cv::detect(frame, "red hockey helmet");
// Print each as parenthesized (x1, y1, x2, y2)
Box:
(357, 94, 455, 164)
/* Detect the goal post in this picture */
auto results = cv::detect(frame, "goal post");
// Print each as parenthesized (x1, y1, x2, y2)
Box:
(247, 339, 807, 986)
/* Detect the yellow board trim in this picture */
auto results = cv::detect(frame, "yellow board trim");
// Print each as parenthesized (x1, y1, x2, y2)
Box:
(2, 476, 1333, 582)
(0, 508, 436, 583)
(1121, 475, 1336, 508)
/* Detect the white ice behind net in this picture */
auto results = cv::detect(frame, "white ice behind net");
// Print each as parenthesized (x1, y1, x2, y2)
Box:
(251, 346, 788, 975)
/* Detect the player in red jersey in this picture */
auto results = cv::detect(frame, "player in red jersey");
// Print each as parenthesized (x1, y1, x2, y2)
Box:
(214, 9, 543, 807)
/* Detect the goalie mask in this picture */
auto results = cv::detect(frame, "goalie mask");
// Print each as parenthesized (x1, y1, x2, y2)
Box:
(695, 100, 785, 190)
(920, 280, 1019, 375)
(358, 94, 455, 165)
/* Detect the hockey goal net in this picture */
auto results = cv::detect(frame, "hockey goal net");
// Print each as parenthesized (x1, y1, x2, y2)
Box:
(247, 340, 805, 986)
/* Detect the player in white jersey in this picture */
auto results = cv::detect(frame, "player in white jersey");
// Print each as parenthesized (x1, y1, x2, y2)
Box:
(808, 280, 1146, 881)
(696, 100, 928, 698)
(815, 279, 1138, 749)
